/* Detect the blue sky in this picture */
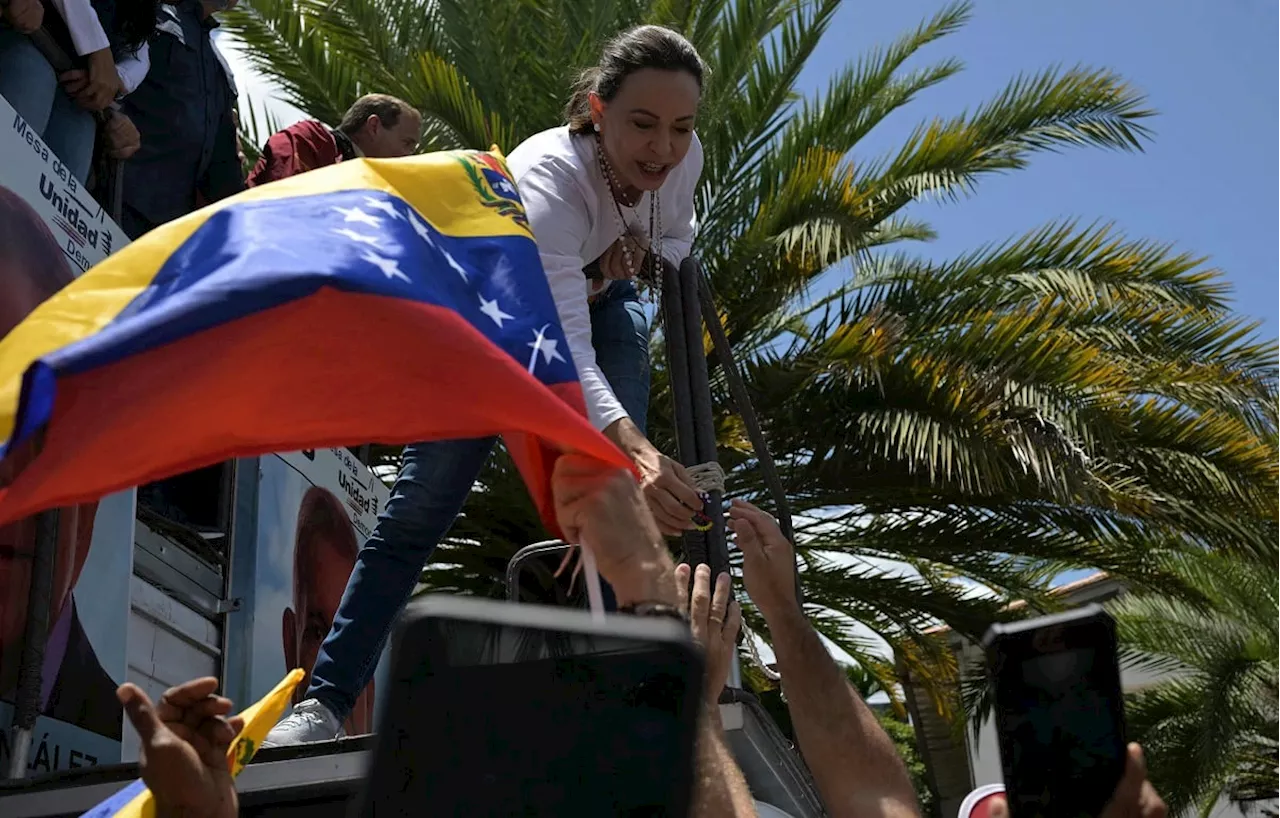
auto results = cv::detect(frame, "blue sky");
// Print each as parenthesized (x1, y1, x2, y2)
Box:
(795, 0, 1278, 341)
(788, 0, 1278, 587)
(226, 0, 1278, 340)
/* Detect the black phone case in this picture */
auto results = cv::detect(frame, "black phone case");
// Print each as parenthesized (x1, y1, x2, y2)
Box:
(982, 605, 1128, 818)
(355, 595, 702, 818)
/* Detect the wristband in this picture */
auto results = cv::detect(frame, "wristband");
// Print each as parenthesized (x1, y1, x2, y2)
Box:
(618, 602, 687, 622)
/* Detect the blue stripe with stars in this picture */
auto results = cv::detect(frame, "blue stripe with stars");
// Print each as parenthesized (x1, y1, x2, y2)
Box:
(48, 189, 578, 387)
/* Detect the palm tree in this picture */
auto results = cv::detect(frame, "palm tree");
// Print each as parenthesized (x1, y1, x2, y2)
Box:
(223, 0, 1278, 710)
(1110, 551, 1278, 816)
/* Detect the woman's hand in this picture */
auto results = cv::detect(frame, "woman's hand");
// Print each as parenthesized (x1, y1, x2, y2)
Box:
(602, 420, 702, 536)
(596, 232, 650, 281)
(61, 49, 122, 112)
(631, 439, 703, 535)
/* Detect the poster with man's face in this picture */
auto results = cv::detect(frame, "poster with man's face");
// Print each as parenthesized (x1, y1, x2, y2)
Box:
(251, 449, 393, 736)
(0, 92, 135, 777)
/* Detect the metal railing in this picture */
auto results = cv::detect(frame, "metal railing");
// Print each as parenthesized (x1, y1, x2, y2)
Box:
(506, 256, 804, 686)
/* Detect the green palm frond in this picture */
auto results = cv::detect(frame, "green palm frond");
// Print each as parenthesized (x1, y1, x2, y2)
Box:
(222, 0, 358, 123)
(236, 92, 284, 169)
(1109, 550, 1278, 814)
(860, 65, 1154, 218)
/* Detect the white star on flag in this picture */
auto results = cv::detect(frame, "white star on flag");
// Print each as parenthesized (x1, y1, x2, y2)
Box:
(333, 227, 380, 246)
(362, 251, 410, 283)
(526, 324, 566, 373)
(333, 206, 381, 228)
(410, 213, 435, 245)
(364, 197, 404, 220)
(409, 213, 470, 281)
(494, 178, 516, 196)
(479, 295, 513, 328)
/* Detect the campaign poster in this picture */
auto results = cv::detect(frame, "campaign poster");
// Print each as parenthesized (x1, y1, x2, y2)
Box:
(0, 92, 136, 777)
(0, 492, 135, 777)
(0, 94, 128, 275)
(251, 449, 393, 735)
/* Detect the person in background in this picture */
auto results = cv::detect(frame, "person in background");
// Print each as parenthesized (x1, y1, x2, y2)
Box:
(246, 93, 422, 186)
(263, 25, 707, 749)
(981, 747, 1167, 818)
(116, 0, 242, 239)
(0, 0, 154, 182)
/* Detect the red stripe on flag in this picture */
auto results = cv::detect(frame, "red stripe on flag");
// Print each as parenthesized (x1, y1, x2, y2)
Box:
(0, 288, 633, 534)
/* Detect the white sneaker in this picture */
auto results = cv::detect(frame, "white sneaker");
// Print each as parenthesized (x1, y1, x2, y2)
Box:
(260, 698, 346, 748)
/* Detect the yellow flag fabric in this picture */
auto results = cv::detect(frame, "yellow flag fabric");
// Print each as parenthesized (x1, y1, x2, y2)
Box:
(78, 669, 305, 817)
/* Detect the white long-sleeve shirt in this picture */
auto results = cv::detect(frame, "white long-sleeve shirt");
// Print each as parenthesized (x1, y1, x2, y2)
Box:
(47, 0, 108, 56)
(506, 127, 703, 431)
(116, 43, 149, 95)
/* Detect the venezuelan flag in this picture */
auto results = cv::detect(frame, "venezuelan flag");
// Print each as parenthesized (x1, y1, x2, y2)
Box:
(79, 669, 305, 817)
(0, 150, 631, 532)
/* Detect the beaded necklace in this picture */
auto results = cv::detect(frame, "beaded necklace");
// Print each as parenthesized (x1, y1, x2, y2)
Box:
(594, 133, 662, 295)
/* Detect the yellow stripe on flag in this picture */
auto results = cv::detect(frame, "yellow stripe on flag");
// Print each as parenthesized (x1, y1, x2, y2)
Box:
(0, 149, 524, 444)
(228, 668, 306, 777)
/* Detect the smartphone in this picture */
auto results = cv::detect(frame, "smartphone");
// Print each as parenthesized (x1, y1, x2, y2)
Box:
(354, 595, 703, 817)
(982, 605, 1128, 818)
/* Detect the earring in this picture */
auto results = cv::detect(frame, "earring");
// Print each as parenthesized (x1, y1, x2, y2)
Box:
(593, 122, 601, 133)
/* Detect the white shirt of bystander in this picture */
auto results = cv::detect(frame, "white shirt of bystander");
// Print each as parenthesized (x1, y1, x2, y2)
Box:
(43, 0, 151, 95)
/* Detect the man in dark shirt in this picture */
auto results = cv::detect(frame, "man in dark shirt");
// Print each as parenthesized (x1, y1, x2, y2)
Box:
(117, 0, 243, 240)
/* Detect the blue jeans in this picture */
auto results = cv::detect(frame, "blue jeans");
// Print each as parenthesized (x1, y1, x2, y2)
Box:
(0, 28, 96, 184)
(307, 281, 651, 721)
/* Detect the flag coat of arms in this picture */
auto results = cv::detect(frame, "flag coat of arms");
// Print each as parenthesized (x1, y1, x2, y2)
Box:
(0, 150, 632, 533)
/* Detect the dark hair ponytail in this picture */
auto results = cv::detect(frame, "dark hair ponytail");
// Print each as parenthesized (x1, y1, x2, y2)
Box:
(564, 25, 707, 134)
(99, 0, 162, 56)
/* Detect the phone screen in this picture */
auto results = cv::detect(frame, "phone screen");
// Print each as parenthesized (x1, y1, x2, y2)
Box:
(1008, 648, 1120, 769)
(993, 635, 1126, 818)
(359, 609, 700, 817)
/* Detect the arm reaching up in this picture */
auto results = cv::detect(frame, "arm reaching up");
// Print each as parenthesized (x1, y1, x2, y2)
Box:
(677, 562, 757, 818)
(728, 500, 918, 818)
(550, 456, 754, 816)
